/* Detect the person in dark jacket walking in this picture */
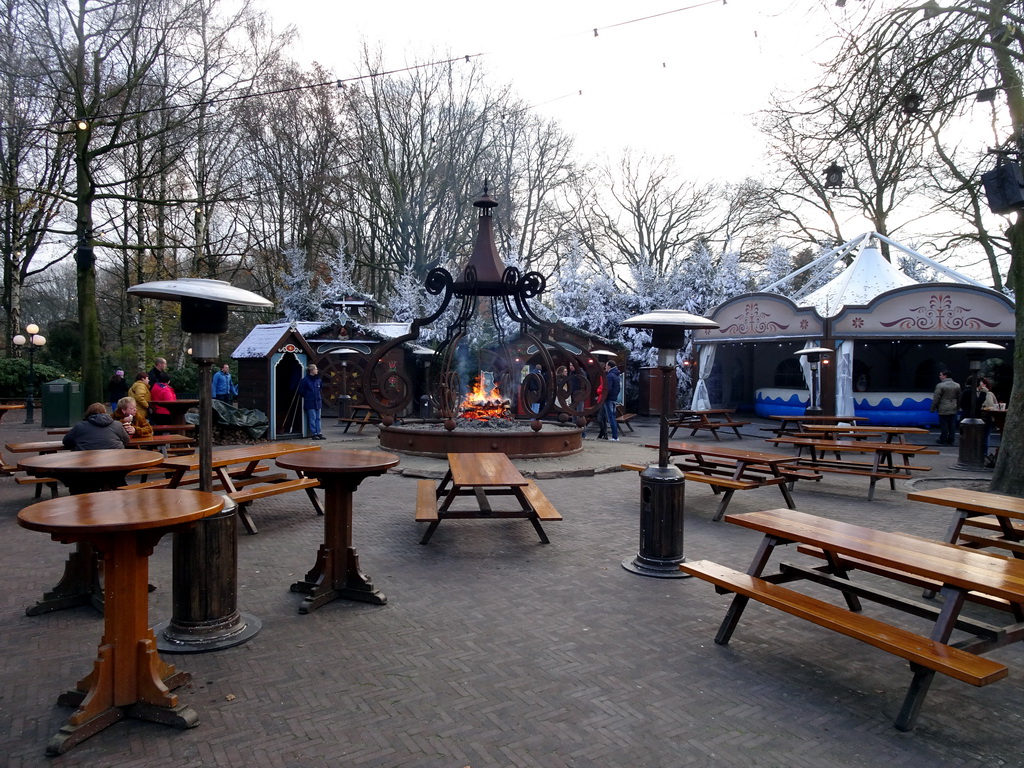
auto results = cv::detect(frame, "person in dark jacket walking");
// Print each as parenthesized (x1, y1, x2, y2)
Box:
(603, 360, 621, 442)
(107, 369, 128, 411)
(297, 363, 324, 440)
(62, 403, 130, 450)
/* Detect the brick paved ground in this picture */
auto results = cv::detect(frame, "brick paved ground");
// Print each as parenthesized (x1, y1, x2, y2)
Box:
(0, 414, 1020, 767)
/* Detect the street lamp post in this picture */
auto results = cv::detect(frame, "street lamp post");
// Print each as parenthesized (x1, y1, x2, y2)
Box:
(620, 310, 719, 578)
(796, 347, 832, 416)
(948, 341, 1006, 471)
(12, 324, 46, 424)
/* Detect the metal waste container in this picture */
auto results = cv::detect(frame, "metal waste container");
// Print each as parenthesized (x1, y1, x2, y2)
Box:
(41, 378, 84, 428)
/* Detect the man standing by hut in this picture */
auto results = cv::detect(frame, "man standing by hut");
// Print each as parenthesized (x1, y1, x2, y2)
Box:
(931, 370, 961, 446)
(297, 363, 324, 440)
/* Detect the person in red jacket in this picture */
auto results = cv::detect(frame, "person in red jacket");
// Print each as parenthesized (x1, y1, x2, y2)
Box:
(149, 380, 177, 425)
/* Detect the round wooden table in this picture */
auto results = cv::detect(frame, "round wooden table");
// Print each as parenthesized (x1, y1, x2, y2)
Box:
(18, 488, 224, 755)
(17, 450, 167, 615)
(157, 399, 199, 425)
(276, 449, 399, 613)
(19, 448, 166, 494)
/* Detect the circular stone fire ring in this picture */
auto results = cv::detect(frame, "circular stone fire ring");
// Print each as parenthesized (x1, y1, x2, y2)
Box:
(378, 423, 583, 458)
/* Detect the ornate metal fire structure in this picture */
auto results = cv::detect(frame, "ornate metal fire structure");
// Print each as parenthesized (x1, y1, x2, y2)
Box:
(364, 186, 599, 458)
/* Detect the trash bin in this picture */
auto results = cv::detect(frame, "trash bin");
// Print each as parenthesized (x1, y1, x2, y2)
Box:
(41, 378, 84, 428)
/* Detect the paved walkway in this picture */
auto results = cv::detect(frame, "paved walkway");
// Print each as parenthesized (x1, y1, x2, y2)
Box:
(0, 413, 1017, 767)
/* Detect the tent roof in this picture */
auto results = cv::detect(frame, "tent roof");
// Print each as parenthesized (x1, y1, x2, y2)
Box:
(799, 244, 917, 317)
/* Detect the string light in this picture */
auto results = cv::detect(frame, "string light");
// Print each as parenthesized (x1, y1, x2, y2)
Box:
(5, 3, 727, 134)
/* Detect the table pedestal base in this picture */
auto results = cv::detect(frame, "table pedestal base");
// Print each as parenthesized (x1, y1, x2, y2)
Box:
(290, 544, 386, 613)
(26, 543, 102, 615)
(49, 696, 198, 756)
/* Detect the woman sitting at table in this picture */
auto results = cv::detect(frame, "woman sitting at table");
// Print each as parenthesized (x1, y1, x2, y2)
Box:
(62, 402, 130, 451)
(112, 396, 153, 439)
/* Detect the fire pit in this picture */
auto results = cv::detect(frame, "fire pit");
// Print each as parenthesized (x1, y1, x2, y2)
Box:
(361, 184, 601, 460)
(380, 374, 583, 457)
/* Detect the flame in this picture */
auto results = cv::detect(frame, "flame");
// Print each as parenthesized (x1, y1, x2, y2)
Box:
(459, 375, 511, 421)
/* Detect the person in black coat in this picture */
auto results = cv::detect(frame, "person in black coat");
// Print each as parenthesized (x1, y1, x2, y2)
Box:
(62, 403, 130, 451)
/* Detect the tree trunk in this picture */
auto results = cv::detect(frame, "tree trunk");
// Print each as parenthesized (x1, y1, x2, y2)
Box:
(990, 219, 1024, 495)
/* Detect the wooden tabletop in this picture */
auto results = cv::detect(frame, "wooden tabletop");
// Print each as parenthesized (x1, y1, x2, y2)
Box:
(651, 441, 799, 465)
(771, 438, 931, 454)
(19, 449, 166, 475)
(908, 487, 1024, 517)
(6, 440, 66, 453)
(768, 414, 866, 423)
(726, 508, 1024, 604)
(18, 488, 224, 535)
(276, 448, 400, 476)
(675, 408, 735, 415)
(160, 442, 318, 471)
(128, 434, 193, 447)
(803, 424, 929, 435)
(448, 452, 528, 487)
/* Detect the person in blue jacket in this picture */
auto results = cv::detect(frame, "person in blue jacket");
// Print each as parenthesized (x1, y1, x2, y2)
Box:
(297, 363, 324, 440)
(603, 360, 621, 442)
(212, 363, 238, 403)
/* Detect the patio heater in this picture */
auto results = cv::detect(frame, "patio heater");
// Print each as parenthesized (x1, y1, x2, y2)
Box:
(333, 348, 358, 423)
(620, 310, 718, 578)
(948, 340, 1005, 471)
(795, 347, 832, 416)
(128, 278, 273, 653)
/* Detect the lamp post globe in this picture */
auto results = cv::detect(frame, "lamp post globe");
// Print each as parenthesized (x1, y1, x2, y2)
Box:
(619, 309, 718, 578)
(13, 325, 45, 423)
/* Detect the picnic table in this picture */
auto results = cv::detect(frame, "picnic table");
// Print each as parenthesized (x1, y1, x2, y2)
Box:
(338, 404, 381, 434)
(801, 424, 930, 444)
(907, 487, 1024, 558)
(763, 414, 868, 443)
(770, 436, 933, 500)
(276, 449, 400, 612)
(0, 402, 25, 421)
(18, 488, 223, 754)
(415, 452, 561, 544)
(638, 440, 819, 520)
(681, 507, 1024, 731)
(669, 408, 750, 440)
(156, 442, 323, 534)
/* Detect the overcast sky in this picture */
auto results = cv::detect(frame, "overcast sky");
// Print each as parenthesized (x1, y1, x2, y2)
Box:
(260, 0, 842, 183)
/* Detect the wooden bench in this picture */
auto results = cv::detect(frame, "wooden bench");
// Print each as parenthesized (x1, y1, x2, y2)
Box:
(587, 405, 636, 433)
(796, 544, 1016, 614)
(119, 464, 273, 490)
(619, 461, 787, 521)
(14, 474, 59, 498)
(679, 559, 1008, 687)
(228, 477, 321, 535)
(415, 479, 439, 522)
(521, 479, 562, 520)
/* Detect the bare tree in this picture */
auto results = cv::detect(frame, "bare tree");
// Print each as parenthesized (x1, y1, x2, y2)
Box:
(0, 0, 73, 349)
(573, 151, 718, 279)
(823, 0, 1024, 494)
